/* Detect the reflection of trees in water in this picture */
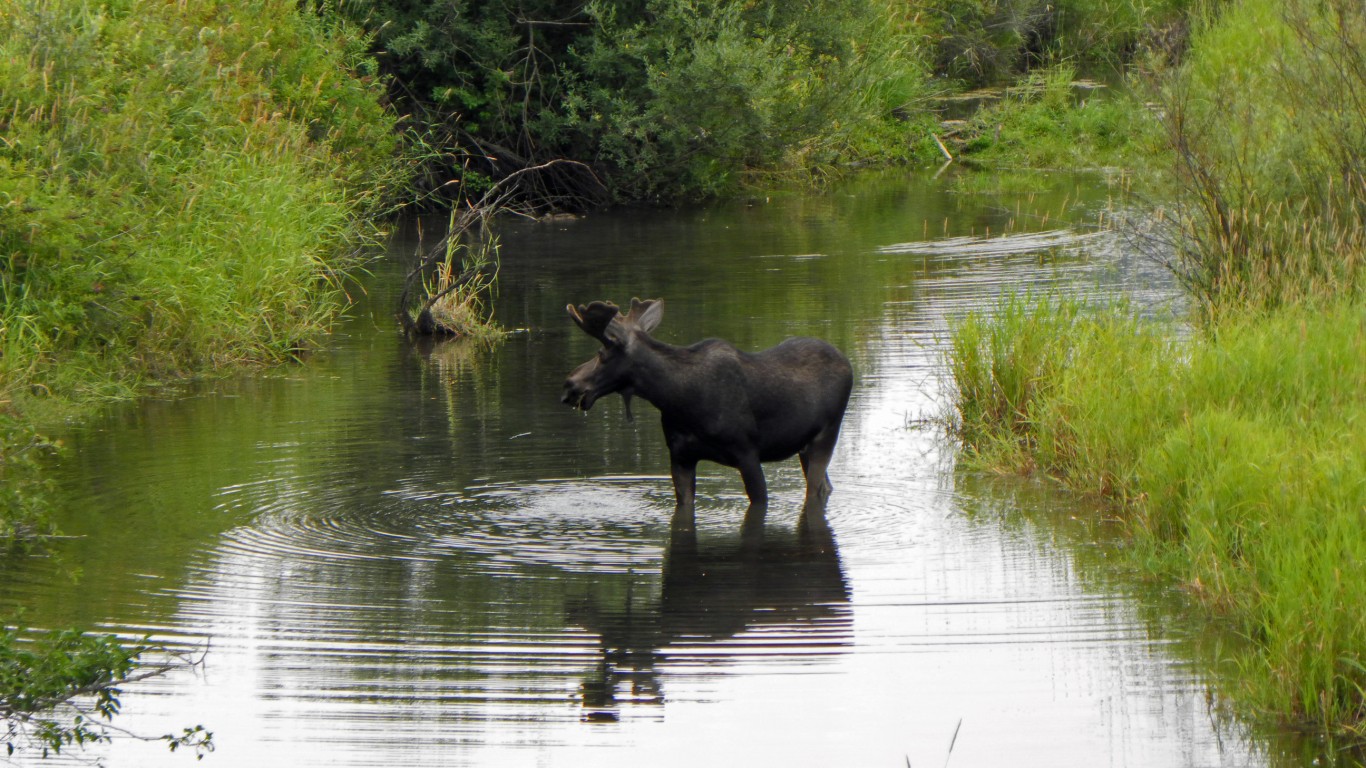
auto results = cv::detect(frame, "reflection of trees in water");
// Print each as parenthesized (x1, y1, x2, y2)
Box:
(569, 502, 851, 721)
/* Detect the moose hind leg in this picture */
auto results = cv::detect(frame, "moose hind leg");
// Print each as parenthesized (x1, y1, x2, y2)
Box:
(800, 425, 841, 503)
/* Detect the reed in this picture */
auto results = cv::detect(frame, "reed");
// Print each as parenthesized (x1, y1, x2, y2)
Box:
(947, 294, 1366, 732)
(1160, 0, 1366, 316)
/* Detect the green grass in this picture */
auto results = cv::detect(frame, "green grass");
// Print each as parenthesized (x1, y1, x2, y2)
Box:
(947, 294, 1366, 733)
(0, 0, 405, 542)
(949, 65, 1165, 172)
(0, 0, 400, 409)
(1158, 0, 1366, 315)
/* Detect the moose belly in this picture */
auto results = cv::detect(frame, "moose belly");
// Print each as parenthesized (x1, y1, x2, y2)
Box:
(663, 421, 815, 467)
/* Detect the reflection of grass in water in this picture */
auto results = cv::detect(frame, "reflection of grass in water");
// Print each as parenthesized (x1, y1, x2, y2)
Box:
(426, 336, 486, 380)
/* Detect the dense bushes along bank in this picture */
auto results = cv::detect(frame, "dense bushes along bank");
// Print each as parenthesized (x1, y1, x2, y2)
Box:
(330, 0, 1192, 204)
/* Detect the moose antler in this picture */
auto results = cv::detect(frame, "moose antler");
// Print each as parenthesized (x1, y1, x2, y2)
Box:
(567, 301, 621, 342)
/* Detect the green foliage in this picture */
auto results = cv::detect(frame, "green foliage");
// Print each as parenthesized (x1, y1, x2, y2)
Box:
(947, 294, 1366, 732)
(921, 0, 1193, 84)
(0, 0, 400, 407)
(951, 65, 1163, 169)
(946, 292, 1082, 458)
(406, 207, 507, 343)
(1, 623, 212, 759)
(334, 0, 935, 202)
(1160, 0, 1366, 314)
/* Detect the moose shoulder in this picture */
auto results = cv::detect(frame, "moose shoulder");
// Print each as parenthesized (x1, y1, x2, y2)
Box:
(561, 298, 852, 510)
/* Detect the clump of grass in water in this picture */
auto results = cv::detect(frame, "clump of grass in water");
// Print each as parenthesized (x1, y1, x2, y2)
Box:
(946, 293, 1366, 733)
(401, 203, 506, 344)
(945, 292, 1082, 470)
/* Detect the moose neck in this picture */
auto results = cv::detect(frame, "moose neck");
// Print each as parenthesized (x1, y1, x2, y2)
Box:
(624, 333, 700, 414)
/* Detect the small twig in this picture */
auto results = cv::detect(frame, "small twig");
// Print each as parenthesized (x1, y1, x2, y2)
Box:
(930, 131, 954, 163)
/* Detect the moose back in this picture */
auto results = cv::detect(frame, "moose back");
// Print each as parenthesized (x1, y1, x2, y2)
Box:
(561, 298, 852, 510)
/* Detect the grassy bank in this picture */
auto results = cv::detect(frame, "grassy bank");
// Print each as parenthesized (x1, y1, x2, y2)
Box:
(948, 296, 1365, 731)
(947, 0, 1366, 733)
(1, 0, 399, 411)
(1, 0, 400, 754)
(1, 0, 401, 525)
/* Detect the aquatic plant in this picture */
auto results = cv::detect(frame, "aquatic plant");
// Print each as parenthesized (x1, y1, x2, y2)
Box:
(404, 209, 506, 343)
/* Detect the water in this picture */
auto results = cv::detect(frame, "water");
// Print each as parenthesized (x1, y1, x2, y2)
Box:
(0, 169, 1302, 766)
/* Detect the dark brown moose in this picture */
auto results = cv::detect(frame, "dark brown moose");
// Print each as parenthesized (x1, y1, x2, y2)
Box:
(561, 298, 853, 509)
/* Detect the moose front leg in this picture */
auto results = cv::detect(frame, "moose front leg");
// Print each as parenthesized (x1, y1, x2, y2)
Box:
(737, 455, 769, 508)
(670, 459, 698, 513)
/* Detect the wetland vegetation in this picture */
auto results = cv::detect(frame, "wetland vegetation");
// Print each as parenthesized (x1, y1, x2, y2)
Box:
(946, 0, 1366, 737)
(2, 0, 1364, 757)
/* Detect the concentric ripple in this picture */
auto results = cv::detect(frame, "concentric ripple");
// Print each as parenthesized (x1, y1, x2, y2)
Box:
(0, 176, 1277, 768)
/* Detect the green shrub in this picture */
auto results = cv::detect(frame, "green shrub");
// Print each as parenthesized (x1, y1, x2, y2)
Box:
(335, 0, 935, 202)
(2, 622, 212, 758)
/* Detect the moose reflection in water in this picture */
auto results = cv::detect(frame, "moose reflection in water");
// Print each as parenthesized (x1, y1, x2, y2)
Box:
(569, 500, 850, 720)
(561, 298, 854, 510)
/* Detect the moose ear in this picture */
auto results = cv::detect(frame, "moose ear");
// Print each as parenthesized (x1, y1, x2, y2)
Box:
(568, 301, 621, 344)
(628, 297, 664, 335)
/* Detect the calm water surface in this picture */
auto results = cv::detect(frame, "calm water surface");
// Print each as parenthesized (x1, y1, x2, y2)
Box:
(2, 170, 1305, 766)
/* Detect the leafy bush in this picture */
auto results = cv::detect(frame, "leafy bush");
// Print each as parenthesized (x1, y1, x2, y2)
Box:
(1, 623, 212, 759)
(334, 0, 934, 202)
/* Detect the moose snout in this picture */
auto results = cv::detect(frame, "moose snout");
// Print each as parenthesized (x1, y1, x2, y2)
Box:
(560, 381, 579, 406)
(561, 379, 594, 410)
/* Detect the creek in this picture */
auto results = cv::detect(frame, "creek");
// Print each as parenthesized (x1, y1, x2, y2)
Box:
(1, 169, 1305, 766)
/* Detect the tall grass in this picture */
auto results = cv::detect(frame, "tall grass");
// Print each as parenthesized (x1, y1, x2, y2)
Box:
(947, 295, 1366, 732)
(0, 0, 399, 407)
(1160, 0, 1366, 316)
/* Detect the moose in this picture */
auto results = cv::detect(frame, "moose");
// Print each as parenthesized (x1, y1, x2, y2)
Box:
(561, 298, 853, 510)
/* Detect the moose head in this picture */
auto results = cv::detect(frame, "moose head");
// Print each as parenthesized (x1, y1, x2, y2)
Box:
(561, 298, 663, 420)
